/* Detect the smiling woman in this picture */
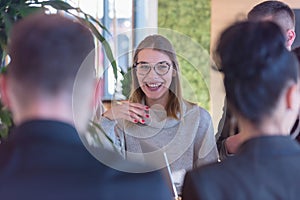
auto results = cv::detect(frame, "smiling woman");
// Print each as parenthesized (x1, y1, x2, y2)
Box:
(133, 49, 174, 114)
(129, 35, 182, 120)
(99, 34, 218, 195)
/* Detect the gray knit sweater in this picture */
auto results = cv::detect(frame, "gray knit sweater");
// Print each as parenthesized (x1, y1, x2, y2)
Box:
(100, 100, 219, 193)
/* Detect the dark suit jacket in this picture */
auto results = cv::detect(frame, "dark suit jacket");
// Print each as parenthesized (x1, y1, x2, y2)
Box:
(0, 120, 172, 200)
(182, 136, 300, 200)
(216, 99, 300, 160)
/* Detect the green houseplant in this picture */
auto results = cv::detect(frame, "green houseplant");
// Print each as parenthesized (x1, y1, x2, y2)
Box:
(0, 0, 119, 142)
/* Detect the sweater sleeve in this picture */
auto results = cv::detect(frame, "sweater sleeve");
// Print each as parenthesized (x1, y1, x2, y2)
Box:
(98, 117, 125, 156)
(193, 108, 219, 168)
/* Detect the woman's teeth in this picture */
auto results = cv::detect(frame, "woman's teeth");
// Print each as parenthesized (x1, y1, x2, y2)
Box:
(146, 83, 162, 88)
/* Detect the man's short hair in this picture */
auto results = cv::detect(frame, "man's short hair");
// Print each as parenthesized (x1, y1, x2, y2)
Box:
(248, 1, 295, 31)
(7, 13, 95, 95)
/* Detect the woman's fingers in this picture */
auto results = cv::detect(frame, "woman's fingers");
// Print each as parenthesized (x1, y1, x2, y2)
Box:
(129, 102, 149, 111)
(126, 103, 148, 124)
(103, 101, 150, 123)
(129, 104, 149, 118)
(129, 111, 145, 124)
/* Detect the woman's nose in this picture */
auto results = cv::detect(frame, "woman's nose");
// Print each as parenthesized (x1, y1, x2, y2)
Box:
(146, 66, 159, 77)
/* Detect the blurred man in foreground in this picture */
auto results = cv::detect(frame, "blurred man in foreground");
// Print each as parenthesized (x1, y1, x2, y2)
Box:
(0, 13, 172, 200)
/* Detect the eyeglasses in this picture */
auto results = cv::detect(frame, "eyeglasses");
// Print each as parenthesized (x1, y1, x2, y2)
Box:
(133, 61, 172, 76)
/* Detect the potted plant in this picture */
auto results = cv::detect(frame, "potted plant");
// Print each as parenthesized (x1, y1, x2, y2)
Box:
(0, 0, 119, 143)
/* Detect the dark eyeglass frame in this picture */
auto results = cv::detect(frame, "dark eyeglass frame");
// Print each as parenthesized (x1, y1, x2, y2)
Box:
(133, 61, 172, 76)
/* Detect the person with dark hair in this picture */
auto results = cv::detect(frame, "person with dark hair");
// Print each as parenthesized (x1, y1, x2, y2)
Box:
(248, 0, 296, 50)
(183, 20, 300, 200)
(216, 0, 297, 160)
(0, 13, 173, 200)
(100, 34, 218, 194)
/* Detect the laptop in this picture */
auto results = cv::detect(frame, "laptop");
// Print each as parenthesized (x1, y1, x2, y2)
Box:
(139, 141, 179, 198)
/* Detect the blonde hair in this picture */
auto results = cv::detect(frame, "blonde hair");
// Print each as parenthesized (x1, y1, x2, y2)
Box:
(129, 35, 183, 119)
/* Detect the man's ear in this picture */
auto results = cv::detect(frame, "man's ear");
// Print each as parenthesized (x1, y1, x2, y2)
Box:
(0, 75, 11, 109)
(286, 29, 296, 50)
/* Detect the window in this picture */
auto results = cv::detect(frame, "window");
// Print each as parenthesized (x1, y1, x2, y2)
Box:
(65, 0, 157, 100)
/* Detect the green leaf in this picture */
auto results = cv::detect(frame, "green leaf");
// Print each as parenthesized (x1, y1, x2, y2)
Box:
(90, 121, 114, 144)
(0, 65, 7, 73)
(18, 6, 42, 17)
(39, 0, 76, 11)
(86, 13, 111, 36)
(0, 125, 9, 139)
(0, 110, 12, 126)
(87, 22, 118, 80)
(0, 0, 121, 140)
(71, 14, 118, 81)
(1, 11, 13, 37)
(0, 104, 12, 139)
(89, 120, 121, 154)
(0, 30, 7, 50)
(87, 124, 105, 148)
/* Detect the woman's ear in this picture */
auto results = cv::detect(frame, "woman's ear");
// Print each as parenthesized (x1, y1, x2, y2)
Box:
(172, 68, 177, 77)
